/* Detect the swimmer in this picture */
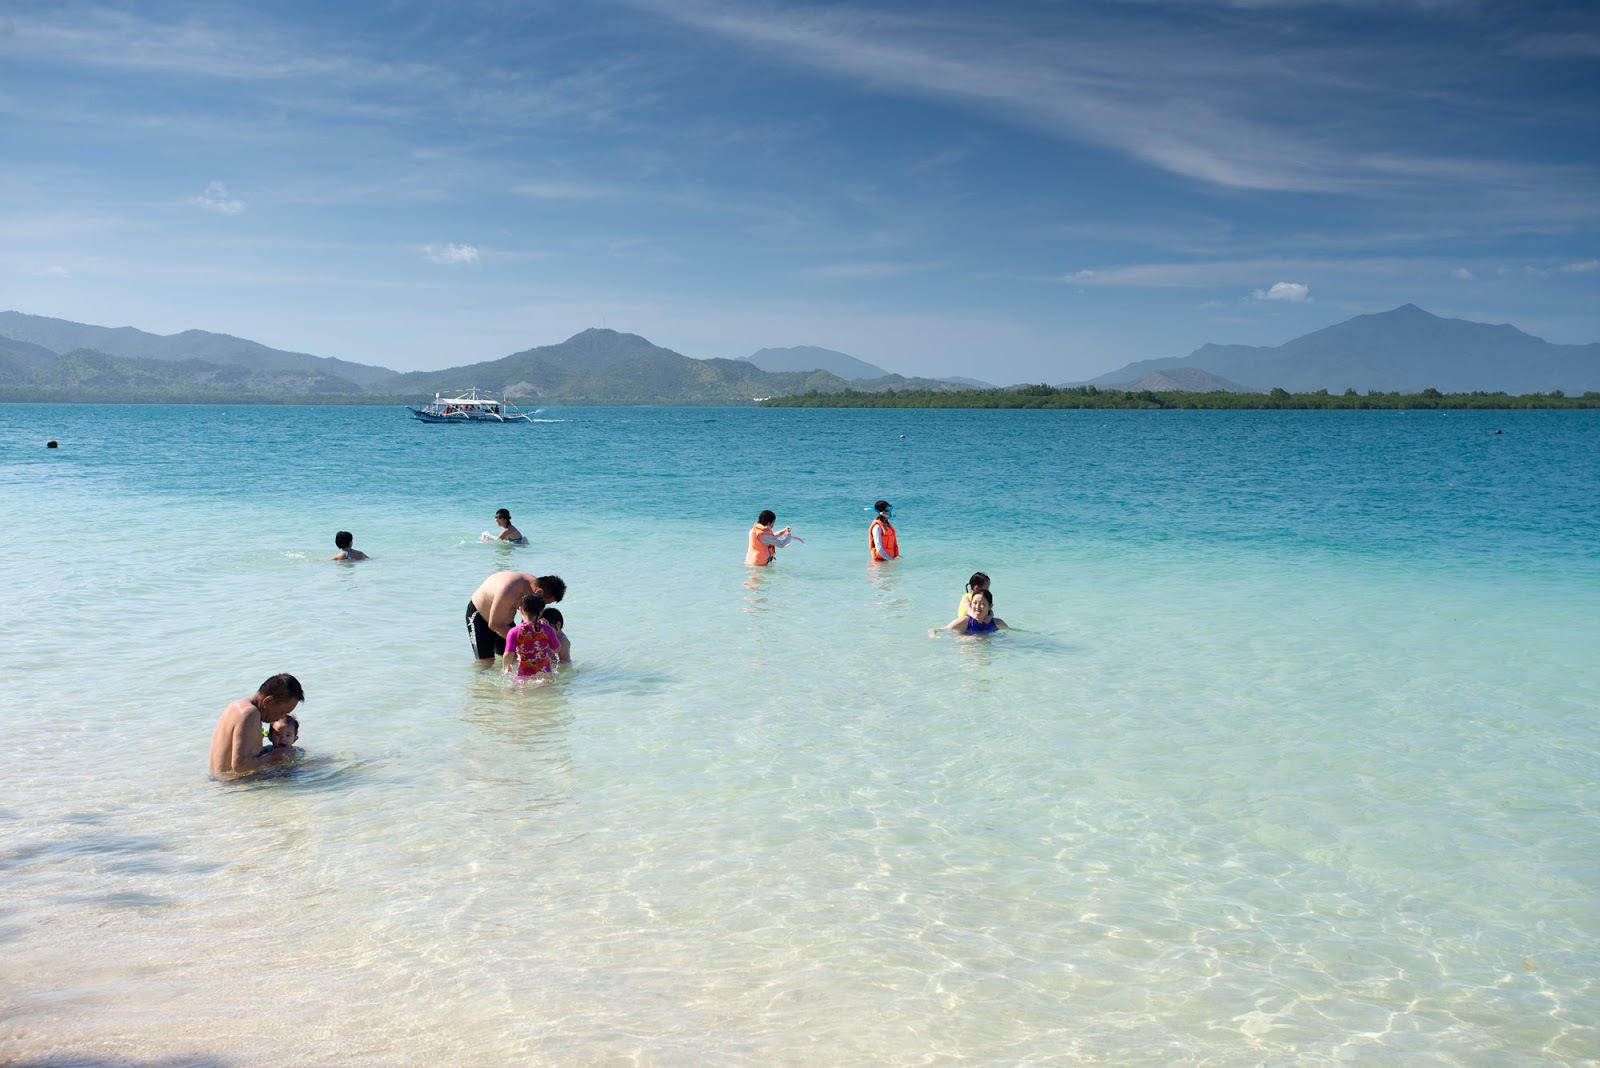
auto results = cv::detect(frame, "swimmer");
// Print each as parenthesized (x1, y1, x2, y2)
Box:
(504, 593, 559, 678)
(932, 588, 1008, 637)
(330, 531, 369, 561)
(209, 674, 304, 779)
(543, 607, 573, 664)
(466, 571, 567, 666)
(745, 509, 802, 566)
(482, 508, 527, 544)
(957, 571, 990, 620)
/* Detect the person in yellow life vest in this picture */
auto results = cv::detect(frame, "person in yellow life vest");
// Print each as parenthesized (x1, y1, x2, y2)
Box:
(745, 509, 801, 566)
(869, 500, 899, 562)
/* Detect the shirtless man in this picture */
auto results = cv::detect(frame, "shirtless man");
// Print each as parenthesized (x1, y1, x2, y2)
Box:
(208, 673, 304, 780)
(466, 570, 566, 666)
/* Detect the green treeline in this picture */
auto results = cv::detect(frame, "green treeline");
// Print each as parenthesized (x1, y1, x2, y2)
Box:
(759, 385, 1600, 410)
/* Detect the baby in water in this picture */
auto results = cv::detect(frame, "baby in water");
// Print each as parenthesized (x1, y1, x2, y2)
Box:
(264, 713, 299, 755)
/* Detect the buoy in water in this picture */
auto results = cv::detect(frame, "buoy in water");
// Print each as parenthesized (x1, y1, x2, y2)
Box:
(46, 439, 58, 449)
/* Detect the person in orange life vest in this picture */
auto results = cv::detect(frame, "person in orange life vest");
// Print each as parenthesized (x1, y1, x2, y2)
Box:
(746, 509, 802, 566)
(869, 500, 899, 562)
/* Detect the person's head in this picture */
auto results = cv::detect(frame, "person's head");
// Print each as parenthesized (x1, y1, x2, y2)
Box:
(495, 508, 512, 528)
(969, 588, 994, 621)
(256, 673, 304, 718)
(268, 713, 299, 748)
(874, 499, 893, 518)
(757, 509, 776, 527)
(966, 571, 990, 594)
(542, 608, 564, 631)
(534, 575, 566, 604)
(520, 593, 546, 623)
(335, 531, 354, 550)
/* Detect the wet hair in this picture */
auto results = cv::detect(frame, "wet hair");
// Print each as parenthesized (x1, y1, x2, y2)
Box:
(335, 531, 354, 549)
(520, 593, 546, 620)
(758, 509, 776, 526)
(966, 571, 990, 592)
(495, 508, 512, 520)
(258, 673, 305, 702)
(542, 608, 564, 629)
(874, 500, 891, 513)
(536, 575, 566, 603)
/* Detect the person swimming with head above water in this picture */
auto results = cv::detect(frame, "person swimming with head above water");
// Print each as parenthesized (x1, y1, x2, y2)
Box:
(482, 508, 527, 544)
(330, 530, 369, 562)
(209, 673, 305, 779)
(932, 587, 1008, 637)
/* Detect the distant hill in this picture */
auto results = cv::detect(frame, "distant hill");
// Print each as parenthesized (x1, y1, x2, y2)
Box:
(743, 345, 889, 380)
(1087, 367, 1256, 393)
(1088, 304, 1600, 393)
(390, 329, 970, 404)
(941, 376, 997, 389)
(0, 311, 400, 389)
(0, 344, 373, 396)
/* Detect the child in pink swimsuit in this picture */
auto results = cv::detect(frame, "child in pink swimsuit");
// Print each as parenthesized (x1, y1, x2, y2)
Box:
(504, 593, 560, 678)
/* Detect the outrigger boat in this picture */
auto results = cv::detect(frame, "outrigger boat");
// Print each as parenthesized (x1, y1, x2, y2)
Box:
(409, 388, 535, 424)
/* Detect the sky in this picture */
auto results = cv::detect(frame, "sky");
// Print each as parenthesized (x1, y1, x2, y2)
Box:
(2, 0, 1597, 383)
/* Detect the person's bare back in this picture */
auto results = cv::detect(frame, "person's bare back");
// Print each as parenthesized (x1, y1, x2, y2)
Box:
(209, 674, 304, 780)
(466, 571, 567, 665)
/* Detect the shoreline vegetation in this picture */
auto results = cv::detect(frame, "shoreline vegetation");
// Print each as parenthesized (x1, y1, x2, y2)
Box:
(760, 385, 1600, 410)
(2, 385, 1598, 409)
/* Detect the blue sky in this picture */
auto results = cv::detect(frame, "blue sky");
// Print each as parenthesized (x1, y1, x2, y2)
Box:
(2, 0, 1596, 382)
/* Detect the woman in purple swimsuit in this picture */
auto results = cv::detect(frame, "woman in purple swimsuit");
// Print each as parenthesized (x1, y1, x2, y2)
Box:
(932, 588, 1008, 636)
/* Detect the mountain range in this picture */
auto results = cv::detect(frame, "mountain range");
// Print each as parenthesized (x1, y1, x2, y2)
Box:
(1, 304, 1595, 403)
(1087, 304, 1599, 394)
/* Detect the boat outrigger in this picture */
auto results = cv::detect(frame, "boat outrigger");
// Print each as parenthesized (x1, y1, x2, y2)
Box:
(408, 388, 535, 424)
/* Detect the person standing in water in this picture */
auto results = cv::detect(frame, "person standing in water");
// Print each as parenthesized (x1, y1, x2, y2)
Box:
(869, 500, 899, 562)
(466, 571, 566, 666)
(746, 509, 801, 566)
(504, 593, 560, 679)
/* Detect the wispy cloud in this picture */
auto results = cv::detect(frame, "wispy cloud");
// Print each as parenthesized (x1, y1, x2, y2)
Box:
(1452, 267, 1475, 280)
(189, 181, 243, 214)
(1525, 259, 1599, 276)
(424, 243, 479, 265)
(796, 260, 928, 280)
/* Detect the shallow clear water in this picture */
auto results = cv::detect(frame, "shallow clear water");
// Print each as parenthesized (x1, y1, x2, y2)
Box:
(1, 404, 1597, 1065)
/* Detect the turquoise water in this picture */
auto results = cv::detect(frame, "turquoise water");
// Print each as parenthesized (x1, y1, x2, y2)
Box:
(1, 404, 1597, 1065)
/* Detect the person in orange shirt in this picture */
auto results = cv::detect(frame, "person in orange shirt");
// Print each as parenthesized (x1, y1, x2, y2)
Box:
(869, 500, 899, 562)
(746, 509, 801, 566)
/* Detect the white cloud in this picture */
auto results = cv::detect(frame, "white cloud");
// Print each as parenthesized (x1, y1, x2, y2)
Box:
(1252, 281, 1311, 302)
(31, 264, 70, 277)
(1524, 259, 1599, 276)
(1451, 267, 1474, 280)
(424, 243, 479, 265)
(190, 181, 243, 214)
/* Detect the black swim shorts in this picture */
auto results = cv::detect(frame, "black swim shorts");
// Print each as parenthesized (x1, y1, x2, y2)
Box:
(466, 601, 503, 660)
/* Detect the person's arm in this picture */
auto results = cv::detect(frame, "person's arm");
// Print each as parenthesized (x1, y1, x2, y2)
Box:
(503, 629, 520, 671)
(231, 713, 292, 775)
(556, 632, 571, 664)
(872, 523, 887, 557)
(930, 615, 966, 636)
(993, 617, 1009, 630)
(758, 531, 793, 550)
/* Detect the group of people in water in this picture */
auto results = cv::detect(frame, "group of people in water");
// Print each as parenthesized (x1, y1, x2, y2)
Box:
(210, 500, 1006, 780)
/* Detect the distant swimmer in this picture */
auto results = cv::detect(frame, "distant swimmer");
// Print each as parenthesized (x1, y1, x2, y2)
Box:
(869, 500, 899, 562)
(746, 509, 802, 566)
(482, 508, 527, 544)
(543, 607, 573, 664)
(467, 570, 566, 666)
(46, 439, 58, 449)
(330, 530, 369, 562)
(932, 588, 1008, 637)
(209, 673, 304, 779)
(504, 593, 560, 679)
